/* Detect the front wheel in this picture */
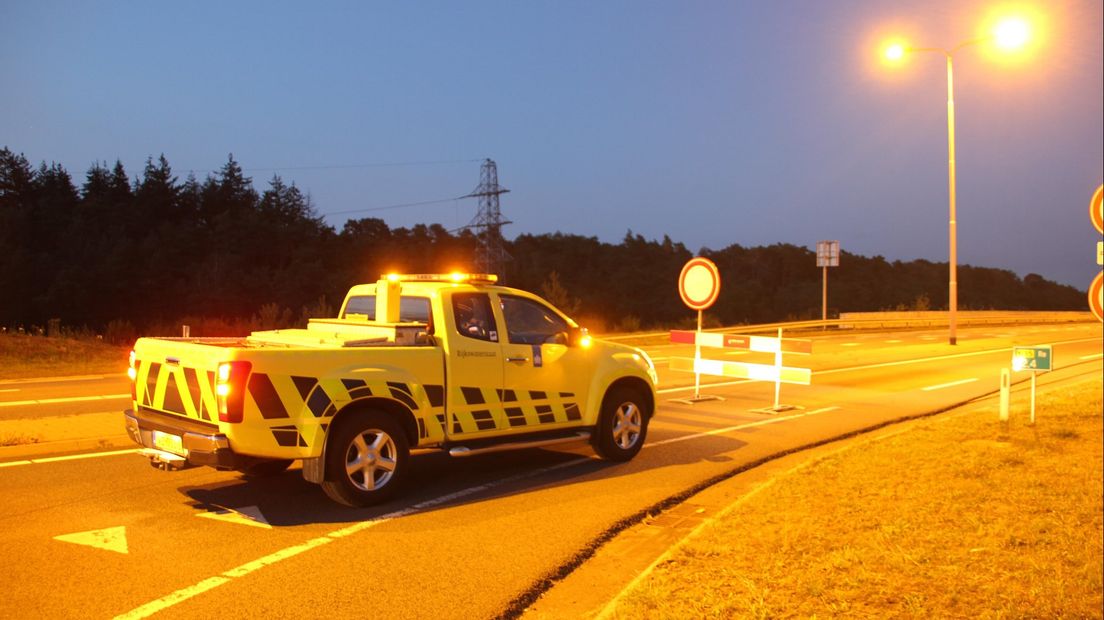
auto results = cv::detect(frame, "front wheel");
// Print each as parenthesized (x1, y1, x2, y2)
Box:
(592, 386, 649, 461)
(321, 410, 409, 507)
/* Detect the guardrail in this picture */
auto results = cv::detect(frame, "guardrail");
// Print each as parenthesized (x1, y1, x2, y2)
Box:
(600, 311, 1096, 344)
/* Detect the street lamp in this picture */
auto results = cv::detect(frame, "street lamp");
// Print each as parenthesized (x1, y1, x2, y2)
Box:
(882, 17, 1031, 345)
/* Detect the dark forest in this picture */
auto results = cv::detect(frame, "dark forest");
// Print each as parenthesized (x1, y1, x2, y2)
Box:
(0, 148, 1084, 340)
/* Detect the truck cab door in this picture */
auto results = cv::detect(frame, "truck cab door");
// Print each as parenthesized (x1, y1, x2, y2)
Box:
(443, 291, 506, 438)
(498, 294, 592, 430)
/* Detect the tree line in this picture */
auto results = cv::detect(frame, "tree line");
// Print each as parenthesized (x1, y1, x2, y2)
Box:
(0, 147, 1085, 341)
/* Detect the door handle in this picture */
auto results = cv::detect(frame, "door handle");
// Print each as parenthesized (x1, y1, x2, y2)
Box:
(506, 357, 530, 363)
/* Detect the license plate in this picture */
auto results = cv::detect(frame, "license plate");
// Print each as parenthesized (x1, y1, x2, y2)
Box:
(152, 430, 186, 456)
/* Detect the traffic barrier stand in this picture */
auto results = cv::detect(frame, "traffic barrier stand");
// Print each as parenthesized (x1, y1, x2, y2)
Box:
(668, 327, 813, 412)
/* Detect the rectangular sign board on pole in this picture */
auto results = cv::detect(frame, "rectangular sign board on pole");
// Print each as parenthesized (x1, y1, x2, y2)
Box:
(1012, 345, 1053, 372)
(816, 240, 840, 267)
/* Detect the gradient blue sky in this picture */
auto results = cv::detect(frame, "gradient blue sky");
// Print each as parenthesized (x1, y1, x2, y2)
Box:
(2, 1, 1101, 288)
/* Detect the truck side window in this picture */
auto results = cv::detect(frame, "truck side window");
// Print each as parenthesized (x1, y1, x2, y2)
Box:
(500, 295, 569, 345)
(343, 296, 432, 325)
(453, 293, 498, 342)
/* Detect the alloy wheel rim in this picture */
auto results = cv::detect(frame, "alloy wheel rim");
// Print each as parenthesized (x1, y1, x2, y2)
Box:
(612, 402, 642, 449)
(345, 429, 398, 491)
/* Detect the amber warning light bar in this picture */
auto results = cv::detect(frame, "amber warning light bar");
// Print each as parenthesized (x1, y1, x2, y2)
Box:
(382, 273, 498, 284)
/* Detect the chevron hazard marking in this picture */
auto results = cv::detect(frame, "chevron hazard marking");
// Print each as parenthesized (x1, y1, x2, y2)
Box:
(196, 505, 272, 529)
(54, 526, 129, 554)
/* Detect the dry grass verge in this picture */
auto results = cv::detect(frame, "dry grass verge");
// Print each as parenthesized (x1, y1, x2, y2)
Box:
(0, 334, 129, 380)
(612, 376, 1103, 619)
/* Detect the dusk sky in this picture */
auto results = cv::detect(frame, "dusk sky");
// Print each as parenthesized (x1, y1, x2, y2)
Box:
(2, 1, 1101, 289)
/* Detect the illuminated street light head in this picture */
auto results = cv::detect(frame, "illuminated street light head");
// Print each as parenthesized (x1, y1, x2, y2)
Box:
(884, 42, 906, 61)
(993, 17, 1030, 50)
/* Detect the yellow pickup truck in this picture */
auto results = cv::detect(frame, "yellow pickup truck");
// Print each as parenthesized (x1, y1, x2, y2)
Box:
(124, 274, 658, 506)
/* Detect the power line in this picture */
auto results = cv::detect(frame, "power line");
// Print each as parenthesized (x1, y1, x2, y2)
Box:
(323, 196, 463, 217)
(184, 158, 483, 175)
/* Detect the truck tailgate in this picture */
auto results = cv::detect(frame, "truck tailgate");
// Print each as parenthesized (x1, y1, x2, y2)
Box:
(133, 338, 236, 423)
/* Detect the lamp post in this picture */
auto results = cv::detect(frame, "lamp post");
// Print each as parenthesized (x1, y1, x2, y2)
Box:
(883, 18, 1030, 345)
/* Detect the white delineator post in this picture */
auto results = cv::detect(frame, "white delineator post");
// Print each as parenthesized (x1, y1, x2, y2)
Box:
(1029, 371, 1036, 426)
(773, 327, 783, 409)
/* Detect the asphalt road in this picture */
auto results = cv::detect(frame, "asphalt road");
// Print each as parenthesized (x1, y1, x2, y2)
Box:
(0, 322, 1100, 619)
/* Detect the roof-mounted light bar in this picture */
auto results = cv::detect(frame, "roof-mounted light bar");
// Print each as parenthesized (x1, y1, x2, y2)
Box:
(382, 273, 499, 284)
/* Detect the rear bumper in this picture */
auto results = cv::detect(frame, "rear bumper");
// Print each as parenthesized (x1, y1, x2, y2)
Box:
(123, 407, 241, 469)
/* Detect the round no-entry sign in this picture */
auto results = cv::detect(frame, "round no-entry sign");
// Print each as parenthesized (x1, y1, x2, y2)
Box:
(678, 257, 721, 311)
(1090, 271, 1103, 322)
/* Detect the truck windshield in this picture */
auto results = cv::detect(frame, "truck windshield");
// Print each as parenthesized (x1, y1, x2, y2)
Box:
(343, 296, 431, 323)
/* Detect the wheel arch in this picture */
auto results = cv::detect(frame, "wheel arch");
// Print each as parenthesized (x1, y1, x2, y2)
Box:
(601, 376, 655, 420)
(320, 397, 419, 480)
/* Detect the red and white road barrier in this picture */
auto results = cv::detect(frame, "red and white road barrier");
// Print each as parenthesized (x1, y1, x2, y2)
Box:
(669, 329, 814, 409)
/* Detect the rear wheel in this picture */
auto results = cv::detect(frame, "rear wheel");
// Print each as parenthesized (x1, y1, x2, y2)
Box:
(321, 410, 409, 507)
(592, 386, 649, 461)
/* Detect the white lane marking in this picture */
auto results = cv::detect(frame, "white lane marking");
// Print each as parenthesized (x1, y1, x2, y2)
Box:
(0, 393, 129, 407)
(814, 337, 1100, 377)
(1080, 353, 1103, 360)
(921, 378, 978, 392)
(0, 389, 19, 393)
(885, 339, 902, 344)
(0, 374, 109, 386)
(841, 343, 862, 347)
(116, 577, 232, 620)
(221, 536, 334, 578)
(646, 406, 841, 448)
(1, 449, 139, 468)
(658, 379, 754, 394)
(115, 455, 594, 619)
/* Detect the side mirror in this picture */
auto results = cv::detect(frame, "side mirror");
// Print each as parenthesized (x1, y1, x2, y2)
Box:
(567, 326, 592, 348)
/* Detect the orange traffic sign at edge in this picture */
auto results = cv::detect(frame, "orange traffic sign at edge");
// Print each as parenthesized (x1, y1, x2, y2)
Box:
(1092, 183, 1103, 235)
(1090, 271, 1103, 322)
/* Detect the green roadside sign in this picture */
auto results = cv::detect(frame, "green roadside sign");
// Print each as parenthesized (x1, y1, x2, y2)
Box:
(1012, 345, 1053, 372)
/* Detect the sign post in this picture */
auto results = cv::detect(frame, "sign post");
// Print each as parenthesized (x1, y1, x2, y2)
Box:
(675, 257, 723, 404)
(1012, 345, 1053, 425)
(816, 241, 839, 327)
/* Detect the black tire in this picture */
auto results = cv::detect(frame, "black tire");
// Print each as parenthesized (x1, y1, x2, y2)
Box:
(321, 410, 409, 507)
(239, 459, 293, 479)
(592, 386, 649, 461)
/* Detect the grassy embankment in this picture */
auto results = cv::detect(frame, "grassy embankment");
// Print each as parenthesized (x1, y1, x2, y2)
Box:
(612, 376, 1103, 618)
(0, 333, 129, 381)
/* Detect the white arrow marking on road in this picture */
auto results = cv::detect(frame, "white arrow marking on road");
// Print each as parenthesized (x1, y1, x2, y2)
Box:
(54, 526, 129, 554)
(196, 505, 272, 529)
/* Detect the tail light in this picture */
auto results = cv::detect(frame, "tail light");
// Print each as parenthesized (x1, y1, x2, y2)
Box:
(127, 350, 137, 399)
(216, 361, 252, 423)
